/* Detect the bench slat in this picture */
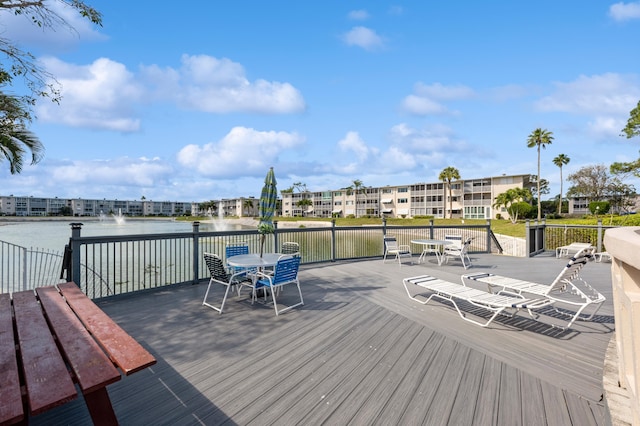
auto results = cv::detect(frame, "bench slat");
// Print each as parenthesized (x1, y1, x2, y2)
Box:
(0, 293, 23, 425)
(12, 290, 77, 415)
(36, 286, 121, 395)
(58, 282, 156, 375)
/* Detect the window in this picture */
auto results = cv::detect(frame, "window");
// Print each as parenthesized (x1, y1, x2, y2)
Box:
(398, 198, 408, 204)
(398, 187, 408, 193)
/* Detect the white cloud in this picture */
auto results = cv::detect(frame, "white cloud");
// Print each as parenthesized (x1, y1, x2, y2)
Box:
(348, 10, 370, 20)
(338, 131, 371, 162)
(141, 54, 306, 114)
(401, 82, 475, 115)
(609, 2, 640, 21)
(37, 57, 143, 132)
(534, 73, 640, 137)
(177, 126, 305, 177)
(35, 54, 307, 131)
(342, 27, 385, 51)
(49, 157, 173, 186)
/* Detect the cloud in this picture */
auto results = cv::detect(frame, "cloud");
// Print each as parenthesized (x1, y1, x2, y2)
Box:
(348, 10, 370, 20)
(401, 82, 475, 115)
(609, 2, 640, 21)
(35, 54, 307, 131)
(329, 124, 474, 178)
(37, 57, 143, 132)
(141, 54, 306, 114)
(338, 131, 372, 162)
(177, 126, 305, 177)
(342, 26, 385, 51)
(534, 73, 640, 137)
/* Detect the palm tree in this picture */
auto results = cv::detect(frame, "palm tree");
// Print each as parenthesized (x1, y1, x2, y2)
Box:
(351, 179, 363, 217)
(552, 153, 570, 215)
(493, 187, 532, 224)
(296, 198, 312, 217)
(526, 128, 554, 221)
(243, 199, 254, 217)
(0, 93, 44, 175)
(438, 166, 460, 219)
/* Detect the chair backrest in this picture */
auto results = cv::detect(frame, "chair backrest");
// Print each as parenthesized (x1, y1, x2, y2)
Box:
(545, 247, 595, 295)
(444, 234, 463, 249)
(272, 255, 301, 285)
(281, 242, 300, 256)
(204, 253, 230, 282)
(384, 235, 399, 251)
(225, 243, 249, 258)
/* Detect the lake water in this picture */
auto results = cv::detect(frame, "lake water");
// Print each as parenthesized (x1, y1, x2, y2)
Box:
(0, 219, 243, 252)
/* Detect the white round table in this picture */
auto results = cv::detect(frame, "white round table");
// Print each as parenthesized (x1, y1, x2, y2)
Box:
(410, 239, 453, 265)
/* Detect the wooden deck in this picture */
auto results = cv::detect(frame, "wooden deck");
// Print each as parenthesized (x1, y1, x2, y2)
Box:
(30, 252, 614, 425)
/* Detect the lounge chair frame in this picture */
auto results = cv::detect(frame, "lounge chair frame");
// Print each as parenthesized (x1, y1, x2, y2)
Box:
(403, 275, 552, 327)
(463, 247, 605, 329)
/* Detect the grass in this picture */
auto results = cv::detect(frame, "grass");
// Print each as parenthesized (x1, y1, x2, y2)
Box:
(180, 214, 640, 239)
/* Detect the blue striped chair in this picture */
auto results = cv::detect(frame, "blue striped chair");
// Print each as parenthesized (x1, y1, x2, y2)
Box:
(253, 255, 303, 315)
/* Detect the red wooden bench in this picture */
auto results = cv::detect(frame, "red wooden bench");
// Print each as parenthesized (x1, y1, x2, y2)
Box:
(0, 282, 156, 425)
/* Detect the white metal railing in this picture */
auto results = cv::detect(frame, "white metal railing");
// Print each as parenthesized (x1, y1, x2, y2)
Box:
(0, 240, 66, 293)
(603, 226, 640, 425)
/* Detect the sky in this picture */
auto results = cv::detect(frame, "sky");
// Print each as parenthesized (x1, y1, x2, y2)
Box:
(1, 1, 640, 203)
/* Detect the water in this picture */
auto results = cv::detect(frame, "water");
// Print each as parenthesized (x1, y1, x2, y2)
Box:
(0, 219, 243, 252)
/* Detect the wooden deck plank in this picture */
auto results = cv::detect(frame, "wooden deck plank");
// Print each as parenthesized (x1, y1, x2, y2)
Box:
(0, 293, 23, 425)
(26, 254, 613, 425)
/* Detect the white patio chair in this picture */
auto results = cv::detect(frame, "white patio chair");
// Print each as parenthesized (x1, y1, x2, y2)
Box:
(442, 237, 472, 269)
(463, 247, 605, 329)
(253, 255, 304, 315)
(403, 275, 552, 327)
(202, 253, 252, 314)
(383, 235, 412, 266)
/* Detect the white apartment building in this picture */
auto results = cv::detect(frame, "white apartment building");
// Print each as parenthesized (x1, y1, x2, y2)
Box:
(281, 174, 532, 220)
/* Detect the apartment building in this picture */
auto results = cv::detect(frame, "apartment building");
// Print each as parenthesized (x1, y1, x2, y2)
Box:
(281, 174, 532, 220)
(0, 196, 192, 217)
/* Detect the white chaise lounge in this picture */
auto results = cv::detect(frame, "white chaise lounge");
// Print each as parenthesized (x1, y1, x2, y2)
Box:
(463, 247, 604, 329)
(402, 275, 552, 327)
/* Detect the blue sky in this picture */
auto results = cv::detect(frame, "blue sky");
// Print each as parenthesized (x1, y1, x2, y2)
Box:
(2, 1, 640, 203)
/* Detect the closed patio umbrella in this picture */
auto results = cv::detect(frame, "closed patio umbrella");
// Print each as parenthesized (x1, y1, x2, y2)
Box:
(258, 167, 278, 257)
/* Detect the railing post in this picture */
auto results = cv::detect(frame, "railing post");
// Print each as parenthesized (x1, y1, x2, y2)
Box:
(382, 218, 387, 235)
(486, 219, 491, 253)
(70, 223, 83, 286)
(274, 221, 279, 250)
(429, 219, 434, 239)
(597, 219, 603, 253)
(21, 246, 27, 291)
(525, 220, 531, 257)
(331, 219, 336, 262)
(192, 221, 200, 284)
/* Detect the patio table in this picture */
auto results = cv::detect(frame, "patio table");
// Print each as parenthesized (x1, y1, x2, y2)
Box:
(226, 252, 284, 269)
(411, 239, 453, 265)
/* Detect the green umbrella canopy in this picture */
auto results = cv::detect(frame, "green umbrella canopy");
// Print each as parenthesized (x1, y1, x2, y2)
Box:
(258, 167, 277, 235)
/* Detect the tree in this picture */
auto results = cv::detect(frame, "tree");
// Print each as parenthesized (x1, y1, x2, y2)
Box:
(0, 1, 102, 174)
(526, 128, 554, 221)
(296, 198, 312, 216)
(349, 179, 364, 217)
(243, 199, 254, 216)
(493, 187, 532, 224)
(621, 100, 640, 139)
(552, 154, 570, 215)
(566, 164, 612, 202)
(438, 166, 460, 219)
